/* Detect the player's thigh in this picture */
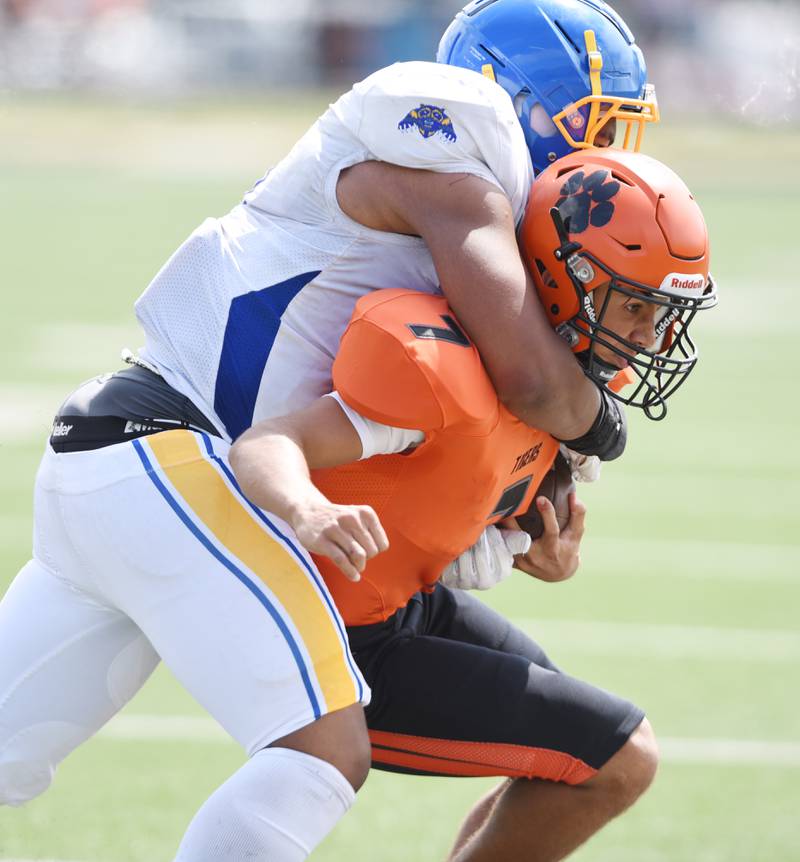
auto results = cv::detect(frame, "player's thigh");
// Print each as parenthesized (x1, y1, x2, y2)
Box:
(355, 590, 643, 783)
(427, 586, 560, 671)
(67, 430, 369, 755)
(0, 558, 158, 804)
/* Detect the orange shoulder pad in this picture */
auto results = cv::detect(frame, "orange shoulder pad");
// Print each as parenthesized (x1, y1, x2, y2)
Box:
(333, 289, 498, 432)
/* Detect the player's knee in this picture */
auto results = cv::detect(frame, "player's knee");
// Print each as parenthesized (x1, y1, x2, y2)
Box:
(327, 727, 371, 792)
(594, 717, 659, 811)
(270, 705, 372, 792)
(0, 755, 54, 807)
(625, 717, 659, 797)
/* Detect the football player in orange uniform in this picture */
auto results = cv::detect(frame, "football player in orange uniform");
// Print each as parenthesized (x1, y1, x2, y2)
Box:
(230, 150, 717, 862)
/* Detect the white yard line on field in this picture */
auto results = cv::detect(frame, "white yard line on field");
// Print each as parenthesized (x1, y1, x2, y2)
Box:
(516, 618, 800, 662)
(1, 322, 142, 442)
(583, 535, 800, 583)
(659, 738, 800, 766)
(0, 386, 69, 443)
(97, 714, 800, 767)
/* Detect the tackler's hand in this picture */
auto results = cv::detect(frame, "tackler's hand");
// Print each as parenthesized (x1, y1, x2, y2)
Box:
(291, 502, 389, 583)
(512, 492, 586, 583)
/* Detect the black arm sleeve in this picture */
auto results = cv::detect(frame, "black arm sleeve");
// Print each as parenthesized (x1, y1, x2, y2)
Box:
(559, 387, 627, 461)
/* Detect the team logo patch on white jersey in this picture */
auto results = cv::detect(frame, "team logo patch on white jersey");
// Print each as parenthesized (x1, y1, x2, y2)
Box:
(398, 104, 457, 142)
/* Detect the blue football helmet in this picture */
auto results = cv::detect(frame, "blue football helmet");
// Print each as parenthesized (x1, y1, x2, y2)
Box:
(437, 0, 659, 174)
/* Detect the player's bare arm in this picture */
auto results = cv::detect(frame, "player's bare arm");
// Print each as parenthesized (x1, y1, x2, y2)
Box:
(337, 161, 602, 443)
(230, 398, 389, 582)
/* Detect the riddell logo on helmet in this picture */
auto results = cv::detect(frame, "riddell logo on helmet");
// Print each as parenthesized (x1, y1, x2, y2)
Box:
(582, 293, 597, 323)
(655, 307, 680, 338)
(670, 276, 702, 290)
(661, 273, 705, 293)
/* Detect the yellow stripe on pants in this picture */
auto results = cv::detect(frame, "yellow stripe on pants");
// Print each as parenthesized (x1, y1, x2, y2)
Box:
(146, 430, 359, 714)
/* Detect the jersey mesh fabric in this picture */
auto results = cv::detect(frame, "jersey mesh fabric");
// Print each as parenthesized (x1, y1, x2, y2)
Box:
(317, 457, 404, 512)
(368, 730, 595, 783)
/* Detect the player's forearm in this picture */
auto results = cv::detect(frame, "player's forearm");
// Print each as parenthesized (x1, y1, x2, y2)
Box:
(231, 407, 388, 580)
(494, 343, 601, 440)
(438, 226, 626, 455)
(230, 424, 328, 529)
(231, 398, 365, 526)
(436, 235, 606, 443)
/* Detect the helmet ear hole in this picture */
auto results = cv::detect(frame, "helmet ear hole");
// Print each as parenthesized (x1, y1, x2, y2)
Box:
(512, 89, 530, 117)
(534, 259, 560, 294)
(530, 102, 558, 138)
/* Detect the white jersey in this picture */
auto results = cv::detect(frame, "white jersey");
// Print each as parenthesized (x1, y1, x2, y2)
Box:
(135, 61, 533, 441)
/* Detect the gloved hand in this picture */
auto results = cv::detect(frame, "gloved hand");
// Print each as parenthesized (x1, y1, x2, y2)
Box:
(559, 444, 602, 483)
(439, 525, 532, 591)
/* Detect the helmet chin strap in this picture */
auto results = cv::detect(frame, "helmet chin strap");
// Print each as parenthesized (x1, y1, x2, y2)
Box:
(549, 205, 601, 351)
(576, 349, 618, 384)
(549, 207, 582, 263)
(549, 206, 597, 294)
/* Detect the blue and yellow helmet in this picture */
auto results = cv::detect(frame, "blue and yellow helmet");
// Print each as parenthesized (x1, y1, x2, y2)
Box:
(437, 0, 659, 174)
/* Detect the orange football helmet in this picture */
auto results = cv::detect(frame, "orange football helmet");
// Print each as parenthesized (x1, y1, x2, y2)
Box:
(520, 149, 718, 419)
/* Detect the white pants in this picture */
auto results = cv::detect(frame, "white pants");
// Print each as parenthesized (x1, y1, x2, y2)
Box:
(0, 429, 368, 805)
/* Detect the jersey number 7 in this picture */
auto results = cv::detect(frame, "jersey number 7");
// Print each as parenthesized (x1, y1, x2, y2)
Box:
(407, 315, 470, 347)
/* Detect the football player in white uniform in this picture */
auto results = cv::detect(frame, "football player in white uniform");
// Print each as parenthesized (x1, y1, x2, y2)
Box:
(0, 2, 659, 860)
(135, 0, 657, 449)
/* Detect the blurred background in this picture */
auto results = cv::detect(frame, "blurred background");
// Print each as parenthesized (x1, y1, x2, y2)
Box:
(1, 0, 798, 123)
(1, 1, 799, 861)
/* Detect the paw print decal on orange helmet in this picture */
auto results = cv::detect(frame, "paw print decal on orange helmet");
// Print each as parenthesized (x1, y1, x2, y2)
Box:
(555, 170, 620, 234)
(519, 150, 717, 421)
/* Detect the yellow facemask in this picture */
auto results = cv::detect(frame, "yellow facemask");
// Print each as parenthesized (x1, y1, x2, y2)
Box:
(550, 30, 660, 152)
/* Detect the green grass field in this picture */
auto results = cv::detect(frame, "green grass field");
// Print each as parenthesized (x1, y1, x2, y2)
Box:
(1, 95, 799, 861)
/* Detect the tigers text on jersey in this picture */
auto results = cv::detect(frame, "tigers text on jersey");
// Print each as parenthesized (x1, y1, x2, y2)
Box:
(134, 61, 533, 441)
(311, 290, 558, 626)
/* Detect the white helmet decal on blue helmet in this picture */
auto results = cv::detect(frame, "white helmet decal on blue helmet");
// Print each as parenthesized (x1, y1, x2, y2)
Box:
(437, 0, 659, 174)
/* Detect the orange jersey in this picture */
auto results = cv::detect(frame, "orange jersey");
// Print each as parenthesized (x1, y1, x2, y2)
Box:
(312, 289, 559, 625)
